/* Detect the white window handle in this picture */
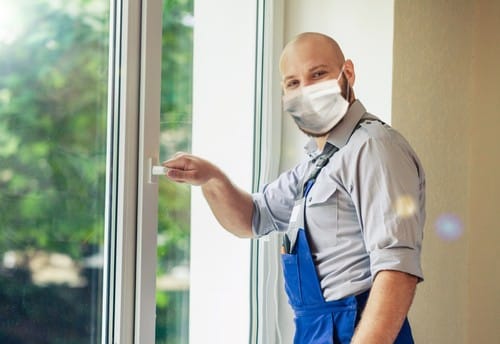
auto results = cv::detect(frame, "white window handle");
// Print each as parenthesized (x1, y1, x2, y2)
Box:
(147, 158, 168, 184)
(151, 165, 167, 175)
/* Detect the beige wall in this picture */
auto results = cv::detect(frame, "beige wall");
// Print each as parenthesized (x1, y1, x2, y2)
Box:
(468, 0, 500, 342)
(393, 1, 500, 343)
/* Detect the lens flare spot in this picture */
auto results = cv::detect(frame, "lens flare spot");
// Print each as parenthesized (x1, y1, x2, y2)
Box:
(435, 213, 463, 241)
(394, 195, 417, 218)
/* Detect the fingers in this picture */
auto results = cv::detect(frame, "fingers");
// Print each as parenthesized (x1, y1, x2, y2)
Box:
(161, 152, 209, 185)
(165, 167, 197, 184)
(163, 152, 191, 170)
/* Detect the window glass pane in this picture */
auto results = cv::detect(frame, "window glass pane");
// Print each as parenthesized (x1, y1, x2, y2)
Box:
(156, 0, 193, 343)
(0, 0, 109, 343)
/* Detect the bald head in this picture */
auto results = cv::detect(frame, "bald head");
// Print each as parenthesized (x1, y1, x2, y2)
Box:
(279, 31, 356, 104)
(279, 32, 345, 76)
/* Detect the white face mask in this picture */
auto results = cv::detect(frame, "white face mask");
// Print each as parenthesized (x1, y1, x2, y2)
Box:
(282, 70, 349, 135)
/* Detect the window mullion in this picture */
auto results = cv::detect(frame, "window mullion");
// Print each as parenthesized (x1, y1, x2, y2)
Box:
(135, 0, 162, 342)
(104, 0, 143, 343)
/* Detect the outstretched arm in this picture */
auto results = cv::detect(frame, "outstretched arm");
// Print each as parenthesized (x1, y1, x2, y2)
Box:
(163, 152, 254, 238)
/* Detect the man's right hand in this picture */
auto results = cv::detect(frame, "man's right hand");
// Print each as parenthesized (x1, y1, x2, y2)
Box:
(162, 152, 221, 186)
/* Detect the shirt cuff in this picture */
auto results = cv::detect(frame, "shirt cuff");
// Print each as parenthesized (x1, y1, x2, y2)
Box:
(369, 247, 424, 282)
(251, 192, 279, 238)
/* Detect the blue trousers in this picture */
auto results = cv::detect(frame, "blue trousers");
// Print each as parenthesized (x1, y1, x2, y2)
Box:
(281, 229, 414, 344)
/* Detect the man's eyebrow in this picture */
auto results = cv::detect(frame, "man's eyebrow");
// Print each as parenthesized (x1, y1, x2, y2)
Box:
(309, 64, 329, 72)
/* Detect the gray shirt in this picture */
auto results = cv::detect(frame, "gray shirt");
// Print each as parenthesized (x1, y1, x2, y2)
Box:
(252, 100, 425, 301)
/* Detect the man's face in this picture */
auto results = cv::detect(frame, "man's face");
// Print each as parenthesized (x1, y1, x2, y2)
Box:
(280, 37, 344, 95)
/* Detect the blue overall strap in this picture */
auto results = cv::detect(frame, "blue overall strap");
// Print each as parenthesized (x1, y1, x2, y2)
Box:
(302, 143, 338, 197)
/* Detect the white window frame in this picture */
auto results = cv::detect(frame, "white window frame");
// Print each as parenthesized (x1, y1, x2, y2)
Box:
(250, 0, 286, 343)
(102, 0, 161, 343)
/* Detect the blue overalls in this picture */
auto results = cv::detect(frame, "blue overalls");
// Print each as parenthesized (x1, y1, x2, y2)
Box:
(281, 142, 415, 344)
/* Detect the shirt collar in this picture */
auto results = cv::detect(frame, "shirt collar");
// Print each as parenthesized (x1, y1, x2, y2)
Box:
(304, 99, 367, 158)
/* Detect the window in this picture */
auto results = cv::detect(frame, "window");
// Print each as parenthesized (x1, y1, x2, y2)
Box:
(0, 0, 109, 342)
(0, 0, 268, 342)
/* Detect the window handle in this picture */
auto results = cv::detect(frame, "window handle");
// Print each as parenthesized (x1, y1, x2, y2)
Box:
(152, 165, 167, 175)
(148, 157, 167, 184)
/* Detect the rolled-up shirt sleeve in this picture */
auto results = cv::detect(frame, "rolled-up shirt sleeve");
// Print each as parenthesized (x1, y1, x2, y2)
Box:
(352, 134, 426, 281)
(251, 163, 307, 238)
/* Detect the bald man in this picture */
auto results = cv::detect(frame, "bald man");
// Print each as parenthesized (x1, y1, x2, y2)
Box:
(163, 32, 425, 344)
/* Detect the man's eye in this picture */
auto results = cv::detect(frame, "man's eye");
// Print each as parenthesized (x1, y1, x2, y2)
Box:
(312, 70, 327, 78)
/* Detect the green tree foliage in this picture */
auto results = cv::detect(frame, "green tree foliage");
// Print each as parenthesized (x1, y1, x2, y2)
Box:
(0, 0, 109, 342)
(0, 0, 109, 258)
(157, 0, 193, 276)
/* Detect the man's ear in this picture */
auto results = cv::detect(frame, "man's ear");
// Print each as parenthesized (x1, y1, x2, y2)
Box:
(344, 59, 356, 87)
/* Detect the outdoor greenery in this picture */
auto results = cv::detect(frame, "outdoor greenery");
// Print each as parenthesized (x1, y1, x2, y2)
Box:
(0, 0, 192, 342)
(157, 0, 193, 342)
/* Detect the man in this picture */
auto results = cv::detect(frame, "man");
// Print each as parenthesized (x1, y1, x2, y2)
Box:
(163, 32, 425, 344)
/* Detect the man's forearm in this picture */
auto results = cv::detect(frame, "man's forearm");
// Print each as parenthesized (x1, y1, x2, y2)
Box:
(351, 270, 418, 344)
(201, 173, 254, 238)
(163, 153, 254, 238)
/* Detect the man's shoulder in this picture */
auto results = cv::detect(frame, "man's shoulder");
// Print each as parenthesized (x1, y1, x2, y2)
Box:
(350, 114, 393, 144)
(360, 110, 395, 131)
(345, 113, 416, 158)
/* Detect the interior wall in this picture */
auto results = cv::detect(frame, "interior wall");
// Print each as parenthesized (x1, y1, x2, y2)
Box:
(393, 1, 472, 342)
(468, 0, 500, 343)
(393, 1, 500, 343)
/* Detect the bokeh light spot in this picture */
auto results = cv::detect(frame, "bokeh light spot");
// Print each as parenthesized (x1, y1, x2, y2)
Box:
(435, 213, 464, 241)
(394, 195, 417, 218)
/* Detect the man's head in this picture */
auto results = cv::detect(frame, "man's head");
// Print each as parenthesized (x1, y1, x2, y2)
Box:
(279, 32, 356, 137)
(280, 32, 355, 100)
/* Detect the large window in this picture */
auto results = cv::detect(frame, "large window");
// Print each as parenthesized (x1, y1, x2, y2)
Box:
(0, 0, 109, 342)
(0, 0, 262, 343)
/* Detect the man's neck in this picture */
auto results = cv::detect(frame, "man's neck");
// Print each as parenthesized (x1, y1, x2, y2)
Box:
(315, 135, 329, 151)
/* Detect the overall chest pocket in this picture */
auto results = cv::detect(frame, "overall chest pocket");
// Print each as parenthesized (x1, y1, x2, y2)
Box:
(304, 180, 339, 248)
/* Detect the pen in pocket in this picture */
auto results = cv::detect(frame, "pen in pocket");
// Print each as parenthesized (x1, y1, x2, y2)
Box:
(282, 234, 291, 254)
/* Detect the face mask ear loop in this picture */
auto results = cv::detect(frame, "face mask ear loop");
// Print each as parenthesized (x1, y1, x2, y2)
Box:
(344, 72, 350, 102)
(338, 66, 349, 102)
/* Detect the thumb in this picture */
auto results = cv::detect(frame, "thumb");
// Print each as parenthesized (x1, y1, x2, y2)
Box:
(163, 153, 192, 170)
